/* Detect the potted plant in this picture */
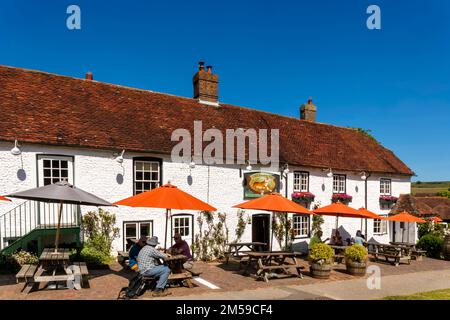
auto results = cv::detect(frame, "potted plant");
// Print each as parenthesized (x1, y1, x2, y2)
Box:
(379, 195, 398, 205)
(331, 193, 352, 205)
(291, 192, 315, 206)
(344, 244, 368, 276)
(308, 243, 334, 279)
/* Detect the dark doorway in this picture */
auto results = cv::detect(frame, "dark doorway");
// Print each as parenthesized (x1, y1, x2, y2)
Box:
(252, 214, 271, 251)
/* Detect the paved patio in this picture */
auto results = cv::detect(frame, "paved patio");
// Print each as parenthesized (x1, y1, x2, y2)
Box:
(0, 257, 449, 300)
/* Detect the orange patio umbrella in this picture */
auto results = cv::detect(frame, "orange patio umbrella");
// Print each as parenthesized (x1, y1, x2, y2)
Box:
(386, 211, 426, 223)
(114, 183, 216, 249)
(233, 193, 313, 250)
(314, 202, 366, 233)
(358, 207, 388, 220)
(0, 196, 11, 202)
(386, 211, 426, 244)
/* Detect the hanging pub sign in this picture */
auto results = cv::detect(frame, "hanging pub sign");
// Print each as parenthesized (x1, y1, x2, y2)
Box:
(243, 172, 280, 199)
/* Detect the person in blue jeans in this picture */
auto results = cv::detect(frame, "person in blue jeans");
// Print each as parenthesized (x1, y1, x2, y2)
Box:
(137, 236, 172, 297)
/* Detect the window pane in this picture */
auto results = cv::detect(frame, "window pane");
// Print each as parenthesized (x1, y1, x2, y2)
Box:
(140, 223, 151, 237)
(44, 178, 52, 185)
(60, 161, 68, 169)
(52, 160, 59, 168)
(136, 171, 143, 180)
(44, 169, 51, 178)
(61, 170, 68, 178)
(143, 163, 151, 171)
(125, 224, 137, 238)
(52, 169, 60, 178)
(43, 160, 51, 168)
(143, 172, 151, 181)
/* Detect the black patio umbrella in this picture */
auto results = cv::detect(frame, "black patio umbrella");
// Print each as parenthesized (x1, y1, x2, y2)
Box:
(6, 181, 115, 252)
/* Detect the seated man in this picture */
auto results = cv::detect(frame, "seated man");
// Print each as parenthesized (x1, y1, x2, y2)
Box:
(128, 236, 147, 271)
(168, 233, 193, 270)
(330, 230, 344, 246)
(137, 236, 172, 297)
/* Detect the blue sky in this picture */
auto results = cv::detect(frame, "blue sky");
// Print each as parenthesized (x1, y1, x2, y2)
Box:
(0, 1, 449, 181)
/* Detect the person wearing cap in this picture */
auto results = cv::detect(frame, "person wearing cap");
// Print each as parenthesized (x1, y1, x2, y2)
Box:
(137, 236, 172, 297)
(168, 233, 193, 270)
(128, 236, 147, 271)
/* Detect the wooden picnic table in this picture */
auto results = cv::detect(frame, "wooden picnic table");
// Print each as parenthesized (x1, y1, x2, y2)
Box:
(17, 248, 84, 293)
(224, 242, 267, 264)
(244, 251, 304, 282)
(165, 254, 193, 288)
(330, 245, 349, 264)
(389, 242, 426, 260)
(368, 243, 412, 266)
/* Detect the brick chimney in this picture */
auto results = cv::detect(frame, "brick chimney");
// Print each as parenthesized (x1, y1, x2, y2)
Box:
(193, 61, 219, 106)
(85, 72, 93, 80)
(300, 97, 317, 122)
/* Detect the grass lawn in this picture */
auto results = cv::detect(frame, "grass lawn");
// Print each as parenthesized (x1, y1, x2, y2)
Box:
(382, 288, 450, 300)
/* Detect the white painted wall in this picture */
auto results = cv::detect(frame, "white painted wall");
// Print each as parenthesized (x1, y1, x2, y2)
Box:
(0, 141, 412, 255)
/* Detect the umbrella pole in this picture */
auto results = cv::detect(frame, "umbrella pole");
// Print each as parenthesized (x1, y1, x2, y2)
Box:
(270, 212, 274, 252)
(164, 208, 170, 250)
(54, 201, 63, 252)
(284, 212, 288, 250)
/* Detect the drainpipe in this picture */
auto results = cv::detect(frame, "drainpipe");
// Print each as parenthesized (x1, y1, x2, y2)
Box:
(364, 172, 372, 238)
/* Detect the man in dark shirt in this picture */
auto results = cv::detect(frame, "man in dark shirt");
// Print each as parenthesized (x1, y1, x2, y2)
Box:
(168, 233, 193, 270)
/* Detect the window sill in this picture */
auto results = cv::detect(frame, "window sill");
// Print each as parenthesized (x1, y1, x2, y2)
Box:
(373, 233, 388, 236)
(294, 236, 310, 239)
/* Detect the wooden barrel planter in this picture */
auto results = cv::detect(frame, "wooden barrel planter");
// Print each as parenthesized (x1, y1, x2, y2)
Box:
(346, 261, 367, 276)
(310, 263, 332, 279)
(444, 234, 450, 261)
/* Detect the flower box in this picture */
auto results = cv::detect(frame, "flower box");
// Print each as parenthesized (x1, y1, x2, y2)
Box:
(379, 195, 398, 204)
(291, 192, 315, 204)
(331, 193, 352, 204)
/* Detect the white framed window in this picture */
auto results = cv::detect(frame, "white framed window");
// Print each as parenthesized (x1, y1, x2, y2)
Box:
(380, 178, 391, 195)
(293, 171, 309, 192)
(373, 217, 388, 235)
(134, 158, 161, 195)
(173, 216, 190, 237)
(333, 174, 346, 193)
(37, 155, 74, 186)
(123, 221, 153, 251)
(293, 215, 310, 237)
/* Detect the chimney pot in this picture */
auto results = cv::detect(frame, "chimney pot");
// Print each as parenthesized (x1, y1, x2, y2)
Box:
(198, 61, 205, 71)
(86, 72, 93, 80)
(206, 65, 212, 73)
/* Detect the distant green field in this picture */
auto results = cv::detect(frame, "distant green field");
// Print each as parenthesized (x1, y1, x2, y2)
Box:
(412, 181, 450, 195)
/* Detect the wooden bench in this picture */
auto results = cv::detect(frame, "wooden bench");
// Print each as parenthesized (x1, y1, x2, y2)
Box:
(72, 262, 89, 288)
(16, 264, 38, 293)
(369, 249, 410, 266)
(411, 249, 426, 261)
(16, 264, 37, 284)
(143, 271, 193, 289)
(256, 259, 304, 283)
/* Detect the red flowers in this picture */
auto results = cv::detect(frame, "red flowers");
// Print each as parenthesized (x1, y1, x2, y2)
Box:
(331, 193, 353, 204)
(379, 195, 398, 203)
(291, 191, 315, 202)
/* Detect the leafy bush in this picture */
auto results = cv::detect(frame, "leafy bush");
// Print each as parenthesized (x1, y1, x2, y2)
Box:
(0, 251, 39, 274)
(345, 244, 368, 263)
(12, 251, 39, 265)
(437, 191, 450, 198)
(80, 209, 119, 266)
(80, 244, 113, 266)
(308, 243, 334, 265)
(417, 234, 444, 259)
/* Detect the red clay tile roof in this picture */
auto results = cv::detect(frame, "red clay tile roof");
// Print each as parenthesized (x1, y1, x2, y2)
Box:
(0, 65, 414, 175)
(415, 197, 450, 221)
